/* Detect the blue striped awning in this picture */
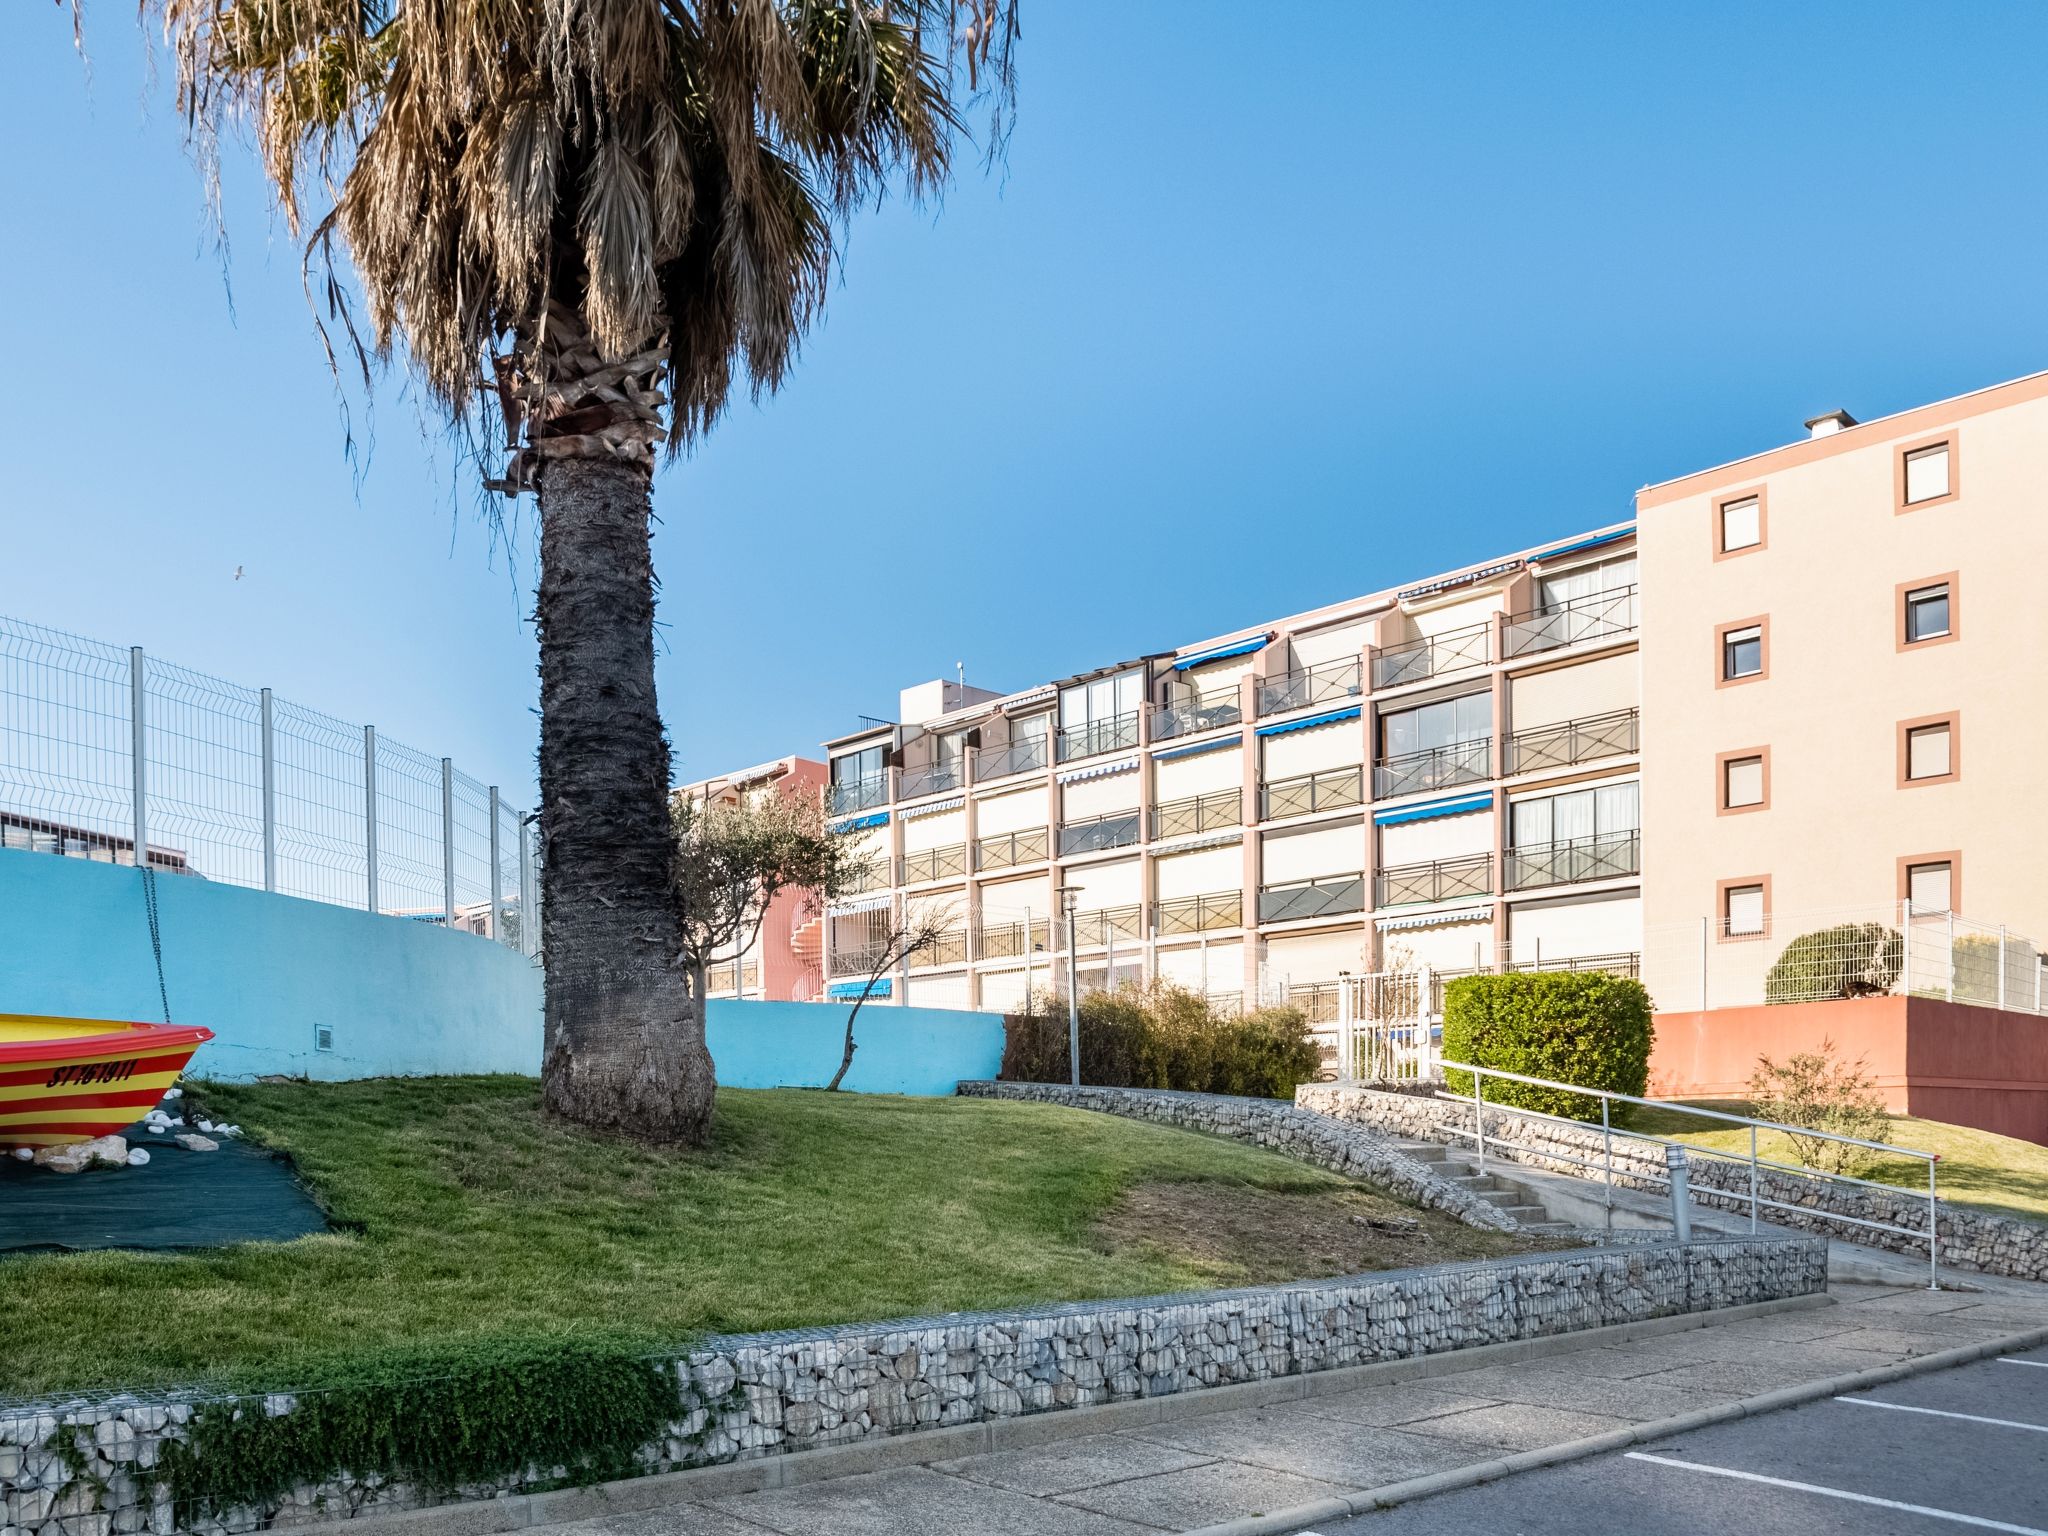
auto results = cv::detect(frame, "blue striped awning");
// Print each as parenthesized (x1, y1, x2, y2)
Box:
(1255, 706, 1361, 738)
(830, 811, 890, 833)
(827, 978, 892, 1000)
(1152, 735, 1241, 762)
(1172, 635, 1270, 671)
(1530, 525, 1634, 563)
(1372, 791, 1492, 826)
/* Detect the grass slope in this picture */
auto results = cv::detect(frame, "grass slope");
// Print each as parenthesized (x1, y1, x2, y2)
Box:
(1, 1080, 1526, 1396)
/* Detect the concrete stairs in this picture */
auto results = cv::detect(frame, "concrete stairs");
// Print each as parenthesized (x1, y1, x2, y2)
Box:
(1391, 1137, 1578, 1234)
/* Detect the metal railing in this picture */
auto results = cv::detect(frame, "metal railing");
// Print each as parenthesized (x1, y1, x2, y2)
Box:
(1155, 890, 1243, 935)
(1260, 765, 1364, 821)
(1505, 949, 1641, 978)
(976, 916, 1051, 959)
(1502, 585, 1638, 659)
(974, 736, 1049, 781)
(1152, 788, 1241, 840)
(1058, 810, 1141, 857)
(705, 956, 762, 996)
(1504, 830, 1641, 891)
(976, 826, 1050, 870)
(1258, 873, 1365, 923)
(828, 777, 889, 815)
(1069, 903, 1144, 946)
(908, 926, 970, 968)
(1255, 657, 1363, 718)
(0, 615, 537, 952)
(1371, 622, 1490, 690)
(1374, 738, 1490, 799)
(899, 842, 968, 884)
(1506, 708, 1638, 775)
(1151, 686, 1242, 742)
(897, 762, 961, 800)
(827, 943, 892, 978)
(841, 857, 892, 894)
(1376, 852, 1492, 907)
(1056, 713, 1140, 763)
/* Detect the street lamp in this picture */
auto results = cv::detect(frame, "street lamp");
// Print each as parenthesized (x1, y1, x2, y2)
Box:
(1062, 887, 1082, 1087)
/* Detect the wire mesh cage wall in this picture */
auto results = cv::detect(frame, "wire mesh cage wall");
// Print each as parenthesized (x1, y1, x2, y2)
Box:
(0, 615, 538, 957)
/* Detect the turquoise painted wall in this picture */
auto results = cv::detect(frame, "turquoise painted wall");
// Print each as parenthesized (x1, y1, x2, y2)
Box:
(0, 849, 1004, 1093)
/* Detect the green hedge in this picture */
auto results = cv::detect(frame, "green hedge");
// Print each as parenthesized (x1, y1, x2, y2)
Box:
(1440, 972, 1654, 1121)
(1763, 923, 1902, 1004)
(1000, 984, 1321, 1099)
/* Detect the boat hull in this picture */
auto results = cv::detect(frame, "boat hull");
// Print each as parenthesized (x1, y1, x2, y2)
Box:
(0, 1014, 214, 1149)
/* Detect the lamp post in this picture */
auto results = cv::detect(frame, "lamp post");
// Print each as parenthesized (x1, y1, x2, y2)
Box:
(1063, 887, 1082, 1087)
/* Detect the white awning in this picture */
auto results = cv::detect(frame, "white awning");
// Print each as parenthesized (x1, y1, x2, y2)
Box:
(1375, 904, 1494, 933)
(899, 795, 965, 820)
(1056, 757, 1139, 785)
(1150, 831, 1245, 857)
(829, 893, 896, 915)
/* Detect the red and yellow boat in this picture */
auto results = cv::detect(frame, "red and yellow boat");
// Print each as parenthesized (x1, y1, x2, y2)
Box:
(1, 1014, 213, 1149)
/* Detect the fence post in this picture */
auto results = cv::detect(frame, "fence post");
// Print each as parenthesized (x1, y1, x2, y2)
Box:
(129, 647, 147, 869)
(1601, 1097, 1613, 1227)
(1749, 1123, 1759, 1233)
(1900, 897, 1912, 995)
(364, 726, 379, 914)
(1998, 925, 2008, 1010)
(1945, 909, 1955, 1003)
(1336, 972, 1354, 1084)
(440, 758, 457, 927)
(1699, 916, 1709, 1011)
(487, 787, 503, 941)
(518, 813, 536, 958)
(260, 687, 277, 894)
(1927, 1159, 1940, 1291)
(1473, 1069, 1485, 1174)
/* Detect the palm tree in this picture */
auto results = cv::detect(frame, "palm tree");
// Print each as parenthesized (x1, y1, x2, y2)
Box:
(130, 0, 1018, 1143)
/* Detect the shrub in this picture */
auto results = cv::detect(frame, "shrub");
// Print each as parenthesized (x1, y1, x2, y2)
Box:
(999, 983, 1320, 1099)
(1947, 933, 2040, 1008)
(1763, 923, 1901, 1004)
(1440, 971, 1653, 1122)
(1747, 1038, 1893, 1174)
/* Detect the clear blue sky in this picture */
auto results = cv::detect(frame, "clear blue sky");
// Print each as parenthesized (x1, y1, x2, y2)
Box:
(7, 2, 2046, 806)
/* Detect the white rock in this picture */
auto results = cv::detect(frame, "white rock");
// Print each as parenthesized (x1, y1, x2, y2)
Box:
(147, 1126, 165, 1136)
(126, 1149, 152, 1168)
(164, 1088, 183, 1100)
(8, 1147, 30, 1161)
(197, 1120, 215, 1133)
(174, 1134, 218, 1153)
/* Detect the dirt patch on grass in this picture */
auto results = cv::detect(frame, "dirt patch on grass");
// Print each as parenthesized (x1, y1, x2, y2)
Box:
(1094, 1180, 1566, 1287)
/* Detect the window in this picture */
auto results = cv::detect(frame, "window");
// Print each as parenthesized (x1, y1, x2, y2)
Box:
(1379, 692, 1491, 760)
(1718, 495, 1762, 554)
(1906, 861, 1953, 914)
(1904, 719, 1955, 783)
(1723, 754, 1765, 809)
(1059, 670, 1141, 731)
(1511, 781, 1639, 848)
(1903, 582, 1952, 645)
(1724, 883, 1766, 938)
(1537, 554, 1636, 611)
(832, 744, 885, 787)
(1903, 443, 1951, 506)
(1722, 624, 1763, 681)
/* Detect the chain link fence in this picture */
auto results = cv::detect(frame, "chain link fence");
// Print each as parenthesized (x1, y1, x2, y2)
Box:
(0, 615, 537, 956)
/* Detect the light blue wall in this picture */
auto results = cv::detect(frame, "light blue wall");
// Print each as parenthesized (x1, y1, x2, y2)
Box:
(0, 849, 1005, 1093)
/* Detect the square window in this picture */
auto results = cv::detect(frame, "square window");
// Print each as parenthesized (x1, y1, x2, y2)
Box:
(1904, 443, 1951, 505)
(1722, 625, 1763, 680)
(1720, 496, 1761, 553)
(1907, 861, 1953, 914)
(1905, 584, 1951, 643)
(1724, 755, 1765, 808)
(1906, 722, 1952, 781)
(1725, 883, 1766, 937)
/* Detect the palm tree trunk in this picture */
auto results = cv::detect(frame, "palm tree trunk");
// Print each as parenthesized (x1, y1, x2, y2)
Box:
(535, 453, 714, 1144)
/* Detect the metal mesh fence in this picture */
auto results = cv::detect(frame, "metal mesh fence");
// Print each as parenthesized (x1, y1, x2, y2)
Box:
(0, 615, 536, 956)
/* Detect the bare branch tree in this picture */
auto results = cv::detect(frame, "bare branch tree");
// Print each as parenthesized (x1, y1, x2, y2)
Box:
(825, 905, 950, 1092)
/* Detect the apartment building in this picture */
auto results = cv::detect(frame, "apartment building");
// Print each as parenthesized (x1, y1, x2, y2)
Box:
(676, 754, 830, 1004)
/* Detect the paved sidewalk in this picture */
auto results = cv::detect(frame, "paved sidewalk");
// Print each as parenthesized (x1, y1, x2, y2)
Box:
(535, 1285, 2048, 1536)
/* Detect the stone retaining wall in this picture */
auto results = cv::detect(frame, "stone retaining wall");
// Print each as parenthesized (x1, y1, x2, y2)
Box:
(1298, 1082, 2048, 1282)
(0, 1236, 1824, 1536)
(956, 1081, 1516, 1230)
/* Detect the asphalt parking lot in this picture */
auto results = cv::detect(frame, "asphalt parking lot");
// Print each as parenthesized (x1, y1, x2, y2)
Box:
(1319, 1341, 2048, 1535)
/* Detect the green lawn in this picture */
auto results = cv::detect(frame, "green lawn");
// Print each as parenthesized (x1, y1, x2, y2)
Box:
(1630, 1101, 2048, 1223)
(1, 1080, 1531, 1397)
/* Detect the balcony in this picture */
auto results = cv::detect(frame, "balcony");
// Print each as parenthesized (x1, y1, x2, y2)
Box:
(705, 956, 761, 996)
(1260, 765, 1364, 822)
(1058, 810, 1141, 858)
(908, 926, 970, 968)
(828, 943, 891, 978)
(898, 761, 962, 800)
(1503, 585, 1638, 659)
(1506, 708, 1639, 775)
(1371, 622, 1490, 690)
(1153, 788, 1242, 840)
(976, 826, 1050, 871)
(1258, 874, 1365, 923)
(1376, 853, 1492, 908)
(1255, 658, 1363, 718)
(1151, 686, 1243, 743)
(976, 916, 1051, 959)
(1504, 950, 1641, 979)
(1504, 830, 1641, 892)
(1056, 712, 1140, 763)
(828, 776, 889, 815)
(841, 857, 891, 894)
(976, 736, 1049, 782)
(900, 841, 968, 884)
(1156, 891, 1243, 935)
(1069, 904, 1144, 946)
(1373, 738, 1491, 799)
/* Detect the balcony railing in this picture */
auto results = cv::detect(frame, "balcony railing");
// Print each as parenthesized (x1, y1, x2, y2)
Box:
(975, 736, 1050, 782)
(1506, 708, 1639, 775)
(828, 776, 889, 815)
(1058, 811, 1141, 857)
(828, 944, 891, 978)
(1373, 738, 1491, 799)
(1056, 712, 1140, 763)
(1376, 853, 1492, 908)
(1258, 874, 1366, 923)
(1504, 950, 1642, 979)
(898, 761, 962, 800)
(976, 917, 1051, 959)
(1068, 904, 1144, 946)
(976, 826, 1050, 871)
(1151, 686, 1243, 742)
(705, 957, 762, 996)
(1260, 765, 1364, 822)
(1255, 657, 1363, 718)
(1372, 622, 1490, 690)
(908, 926, 970, 968)
(1155, 891, 1243, 935)
(1504, 830, 1641, 892)
(841, 858, 891, 894)
(1503, 584, 1638, 659)
(1152, 788, 1242, 841)
(900, 842, 968, 885)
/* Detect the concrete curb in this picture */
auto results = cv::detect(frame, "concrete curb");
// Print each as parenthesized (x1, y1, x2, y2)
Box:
(1175, 1321, 2048, 1536)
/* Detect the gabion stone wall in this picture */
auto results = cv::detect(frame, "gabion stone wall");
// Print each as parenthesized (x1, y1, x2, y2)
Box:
(1298, 1082, 2048, 1283)
(0, 1236, 1824, 1536)
(956, 1080, 1517, 1230)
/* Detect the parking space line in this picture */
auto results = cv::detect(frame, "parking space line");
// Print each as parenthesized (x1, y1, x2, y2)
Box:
(1835, 1397, 2048, 1434)
(2000, 1359, 2048, 1370)
(1622, 1452, 2048, 1535)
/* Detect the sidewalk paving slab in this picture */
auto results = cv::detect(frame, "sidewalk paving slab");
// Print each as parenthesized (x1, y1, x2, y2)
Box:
(1051, 1460, 1347, 1530)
